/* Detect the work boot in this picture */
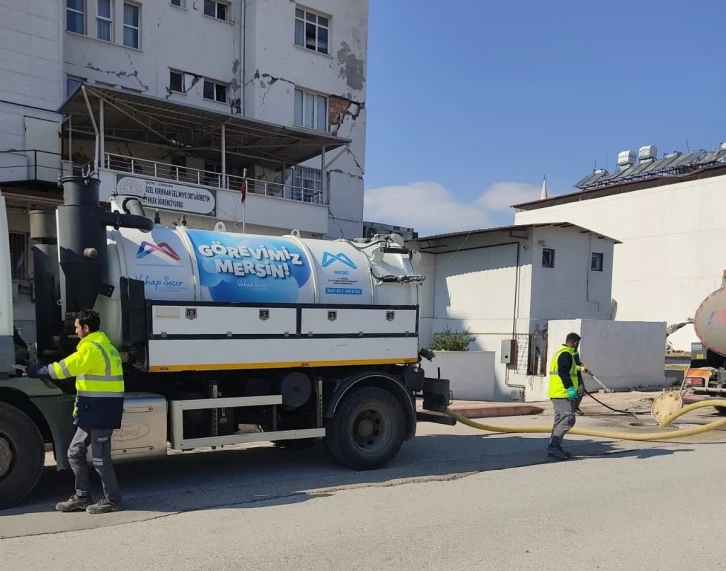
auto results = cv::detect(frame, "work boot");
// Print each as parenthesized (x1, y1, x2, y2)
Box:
(55, 494, 93, 512)
(547, 447, 571, 460)
(86, 497, 122, 514)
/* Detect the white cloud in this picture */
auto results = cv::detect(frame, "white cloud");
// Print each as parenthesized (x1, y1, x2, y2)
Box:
(364, 181, 541, 236)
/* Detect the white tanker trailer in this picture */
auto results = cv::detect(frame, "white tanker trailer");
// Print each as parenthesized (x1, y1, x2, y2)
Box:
(0, 176, 452, 509)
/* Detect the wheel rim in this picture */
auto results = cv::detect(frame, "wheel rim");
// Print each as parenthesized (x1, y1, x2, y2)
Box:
(351, 405, 393, 455)
(0, 434, 14, 481)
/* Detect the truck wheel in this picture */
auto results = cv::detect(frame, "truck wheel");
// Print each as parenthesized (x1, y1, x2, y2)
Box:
(0, 403, 45, 510)
(325, 386, 405, 471)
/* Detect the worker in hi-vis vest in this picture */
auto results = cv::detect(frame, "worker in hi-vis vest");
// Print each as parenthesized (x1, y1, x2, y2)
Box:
(547, 332, 588, 460)
(25, 310, 124, 514)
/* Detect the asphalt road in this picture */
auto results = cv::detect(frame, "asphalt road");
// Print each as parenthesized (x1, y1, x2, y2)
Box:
(2, 400, 726, 570)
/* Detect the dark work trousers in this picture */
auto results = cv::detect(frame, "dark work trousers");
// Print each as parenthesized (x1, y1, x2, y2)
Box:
(67, 426, 122, 503)
(548, 383, 584, 450)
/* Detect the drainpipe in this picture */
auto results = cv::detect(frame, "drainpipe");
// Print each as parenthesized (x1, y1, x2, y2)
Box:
(241, 0, 247, 117)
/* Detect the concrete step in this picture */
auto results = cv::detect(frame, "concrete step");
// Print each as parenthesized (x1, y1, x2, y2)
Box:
(417, 400, 544, 420)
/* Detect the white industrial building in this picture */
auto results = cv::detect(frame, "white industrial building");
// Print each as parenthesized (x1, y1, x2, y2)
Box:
(2, 0, 368, 341)
(410, 223, 624, 401)
(513, 145, 726, 352)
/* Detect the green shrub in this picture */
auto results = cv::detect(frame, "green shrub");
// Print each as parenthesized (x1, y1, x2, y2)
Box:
(429, 326, 477, 352)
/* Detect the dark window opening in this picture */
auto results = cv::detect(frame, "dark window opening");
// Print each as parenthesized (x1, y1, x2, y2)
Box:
(542, 248, 555, 269)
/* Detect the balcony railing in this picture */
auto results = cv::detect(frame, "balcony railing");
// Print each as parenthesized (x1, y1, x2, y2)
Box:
(103, 153, 325, 205)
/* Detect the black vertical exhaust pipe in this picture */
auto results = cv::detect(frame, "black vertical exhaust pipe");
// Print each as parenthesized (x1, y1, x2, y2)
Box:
(57, 176, 153, 314)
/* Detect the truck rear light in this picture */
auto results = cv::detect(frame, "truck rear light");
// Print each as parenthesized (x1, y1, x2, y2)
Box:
(686, 368, 711, 387)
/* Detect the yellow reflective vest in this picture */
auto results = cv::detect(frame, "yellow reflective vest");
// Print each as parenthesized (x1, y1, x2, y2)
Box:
(548, 345, 581, 399)
(49, 331, 125, 429)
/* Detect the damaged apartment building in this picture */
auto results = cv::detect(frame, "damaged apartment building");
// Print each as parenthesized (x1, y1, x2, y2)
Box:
(0, 0, 369, 341)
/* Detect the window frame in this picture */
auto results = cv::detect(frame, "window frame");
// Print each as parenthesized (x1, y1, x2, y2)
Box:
(294, 88, 328, 132)
(542, 248, 555, 269)
(66, 0, 86, 35)
(169, 70, 185, 93)
(203, 79, 228, 103)
(294, 6, 329, 55)
(204, 0, 229, 21)
(96, 0, 114, 42)
(9, 232, 29, 281)
(122, 2, 141, 49)
(591, 252, 604, 272)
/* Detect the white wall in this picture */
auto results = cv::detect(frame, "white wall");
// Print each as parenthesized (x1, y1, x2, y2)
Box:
(547, 319, 668, 394)
(530, 226, 614, 321)
(515, 175, 726, 351)
(0, 0, 64, 181)
(243, 0, 368, 238)
(63, 0, 368, 239)
(428, 351, 497, 401)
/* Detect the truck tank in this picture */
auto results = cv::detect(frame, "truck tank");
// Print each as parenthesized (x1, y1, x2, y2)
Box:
(95, 206, 422, 348)
(693, 286, 726, 357)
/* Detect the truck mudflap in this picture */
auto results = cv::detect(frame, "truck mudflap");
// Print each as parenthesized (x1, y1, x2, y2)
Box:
(417, 376, 456, 426)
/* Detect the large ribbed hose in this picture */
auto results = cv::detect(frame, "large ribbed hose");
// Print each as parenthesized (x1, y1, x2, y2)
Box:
(445, 399, 726, 441)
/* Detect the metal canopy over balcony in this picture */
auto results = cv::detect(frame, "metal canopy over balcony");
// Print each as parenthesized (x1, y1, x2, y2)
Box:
(59, 85, 350, 171)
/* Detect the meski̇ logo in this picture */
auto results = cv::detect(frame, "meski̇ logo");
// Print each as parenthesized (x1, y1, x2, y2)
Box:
(321, 252, 357, 270)
(136, 241, 181, 261)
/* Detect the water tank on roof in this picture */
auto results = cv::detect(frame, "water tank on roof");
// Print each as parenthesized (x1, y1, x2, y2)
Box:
(617, 150, 636, 168)
(638, 145, 658, 162)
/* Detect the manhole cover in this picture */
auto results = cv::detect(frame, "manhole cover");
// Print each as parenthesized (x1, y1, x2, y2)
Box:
(651, 391, 683, 423)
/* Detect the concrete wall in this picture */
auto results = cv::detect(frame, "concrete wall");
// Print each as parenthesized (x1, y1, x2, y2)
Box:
(428, 351, 497, 401)
(530, 226, 614, 321)
(515, 174, 726, 351)
(63, 0, 368, 239)
(0, 0, 64, 182)
(547, 319, 668, 393)
(413, 226, 618, 401)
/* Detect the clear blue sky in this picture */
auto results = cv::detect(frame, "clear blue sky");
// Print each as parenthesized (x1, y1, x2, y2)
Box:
(363, 0, 726, 234)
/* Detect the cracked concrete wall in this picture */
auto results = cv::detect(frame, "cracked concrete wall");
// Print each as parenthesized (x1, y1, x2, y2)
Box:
(244, 0, 369, 239)
(64, 0, 236, 113)
(0, 0, 64, 170)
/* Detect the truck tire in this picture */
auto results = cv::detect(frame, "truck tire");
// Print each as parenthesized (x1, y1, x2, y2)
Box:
(325, 386, 406, 471)
(0, 403, 45, 510)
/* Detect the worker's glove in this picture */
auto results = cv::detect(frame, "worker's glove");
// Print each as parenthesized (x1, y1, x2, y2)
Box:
(566, 387, 577, 401)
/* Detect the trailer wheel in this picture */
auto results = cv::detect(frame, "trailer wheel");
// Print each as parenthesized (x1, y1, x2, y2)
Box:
(0, 403, 45, 510)
(325, 386, 405, 471)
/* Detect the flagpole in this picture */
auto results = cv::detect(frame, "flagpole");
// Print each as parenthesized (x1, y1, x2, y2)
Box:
(242, 168, 247, 233)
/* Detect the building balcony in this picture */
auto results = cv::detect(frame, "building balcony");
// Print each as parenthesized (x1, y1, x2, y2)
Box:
(98, 153, 330, 235)
(59, 84, 350, 237)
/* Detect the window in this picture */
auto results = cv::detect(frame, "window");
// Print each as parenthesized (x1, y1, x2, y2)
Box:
(292, 166, 324, 203)
(123, 2, 140, 49)
(66, 75, 84, 97)
(67, 0, 85, 34)
(203, 80, 227, 103)
(170, 0, 183, 6)
(171, 155, 187, 179)
(9, 233, 28, 280)
(294, 88, 328, 131)
(295, 7, 329, 55)
(204, 0, 228, 21)
(169, 71, 184, 93)
(97, 0, 113, 41)
(591, 252, 604, 272)
(542, 248, 555, 268)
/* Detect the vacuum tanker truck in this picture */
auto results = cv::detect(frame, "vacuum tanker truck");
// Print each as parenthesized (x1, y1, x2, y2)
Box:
(684, 272, 726, 403)
(0, 176, 451, 509)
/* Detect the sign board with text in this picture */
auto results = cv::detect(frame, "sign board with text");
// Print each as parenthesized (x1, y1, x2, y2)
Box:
(115, 174, 216, 216)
